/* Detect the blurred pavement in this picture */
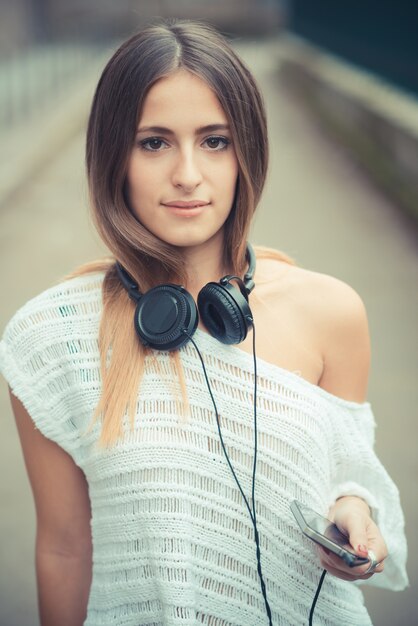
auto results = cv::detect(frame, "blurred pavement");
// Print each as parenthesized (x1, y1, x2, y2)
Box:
(0, 39, 417, 625)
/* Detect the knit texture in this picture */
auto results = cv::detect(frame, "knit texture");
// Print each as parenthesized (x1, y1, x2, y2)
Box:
(0, 273, 408, 626)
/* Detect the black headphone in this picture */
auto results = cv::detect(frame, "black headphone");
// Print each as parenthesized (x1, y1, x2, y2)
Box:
(116, 243, 256, 351)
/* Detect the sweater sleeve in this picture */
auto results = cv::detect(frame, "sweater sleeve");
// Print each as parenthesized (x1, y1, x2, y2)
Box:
(328, 402, 409, 591)
(0, 280, 102, 466)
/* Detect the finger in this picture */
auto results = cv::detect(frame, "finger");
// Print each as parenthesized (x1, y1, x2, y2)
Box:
(342, 520, 369, 561)
(363, 534, 389, 565)
(333, 510, 378, 558)
(317, 554, 361, 581)
(356, 549, 386, 577)
(318, 546, 384, 580)
(317, 547, 355, 576)
(317, 545, 360, 570)
(341, 522, 387, 568)
(319, 557, 384, 581)
(357, 561, 385, 579)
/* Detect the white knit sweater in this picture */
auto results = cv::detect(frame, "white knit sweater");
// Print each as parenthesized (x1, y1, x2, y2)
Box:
(0, 273, 408, 626)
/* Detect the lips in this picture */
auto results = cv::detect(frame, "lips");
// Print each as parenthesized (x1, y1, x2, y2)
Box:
(162, 200, 209, 208)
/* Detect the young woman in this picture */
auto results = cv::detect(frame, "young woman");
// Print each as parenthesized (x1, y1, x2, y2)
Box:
(0, 19, 408, 626)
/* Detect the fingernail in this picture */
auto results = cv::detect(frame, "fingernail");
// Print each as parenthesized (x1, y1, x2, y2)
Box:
(357, 544, 368, 556)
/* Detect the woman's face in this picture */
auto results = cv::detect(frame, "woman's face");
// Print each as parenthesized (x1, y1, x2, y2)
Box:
(126, 70, 239, 249)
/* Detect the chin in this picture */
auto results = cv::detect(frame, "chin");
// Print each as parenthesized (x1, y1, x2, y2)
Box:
(154, 227, 224, 249)
(164, 236, 212, 249)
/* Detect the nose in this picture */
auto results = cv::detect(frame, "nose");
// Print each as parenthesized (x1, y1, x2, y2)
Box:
(171, 148, 203, 191)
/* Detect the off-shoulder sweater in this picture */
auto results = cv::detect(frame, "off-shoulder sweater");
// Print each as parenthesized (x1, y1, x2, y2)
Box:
(0, 272, 408, 626)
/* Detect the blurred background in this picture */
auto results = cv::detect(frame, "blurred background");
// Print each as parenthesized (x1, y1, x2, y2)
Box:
(0, 1, 417, 624)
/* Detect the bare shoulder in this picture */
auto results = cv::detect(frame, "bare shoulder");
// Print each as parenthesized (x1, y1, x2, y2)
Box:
(256, 256, 366, 314)
(290, 264, 367, 320)
(255, 257, 370, 401)
(288, 264, 371, 402)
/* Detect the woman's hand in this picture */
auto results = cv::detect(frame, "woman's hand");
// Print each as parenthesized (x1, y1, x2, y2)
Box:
(317, 496, 388, 582)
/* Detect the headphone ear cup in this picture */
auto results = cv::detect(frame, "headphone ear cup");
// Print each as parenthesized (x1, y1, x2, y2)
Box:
(198, 282, 252, 345)
(135, 285, 198, 350)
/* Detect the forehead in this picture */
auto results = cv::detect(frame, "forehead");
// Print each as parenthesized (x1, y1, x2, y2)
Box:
(139, 70, 228, 127)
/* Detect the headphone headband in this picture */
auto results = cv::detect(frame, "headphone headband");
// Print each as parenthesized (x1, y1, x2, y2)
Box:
(116, 242, 256, 298)
(115, 263, 141, 302)
(243, 242, 256, 294)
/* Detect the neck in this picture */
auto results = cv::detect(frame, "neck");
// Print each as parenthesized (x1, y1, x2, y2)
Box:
(181, 235, 228, 299)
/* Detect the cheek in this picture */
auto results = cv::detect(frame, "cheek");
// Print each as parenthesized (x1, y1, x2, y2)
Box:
(208, 152, 238, 188)
(126, 161, 158, 209)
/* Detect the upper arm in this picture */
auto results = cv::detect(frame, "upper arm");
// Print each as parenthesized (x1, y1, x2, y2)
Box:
(316, 279, 371, 402)
(11, 389, 92, 557)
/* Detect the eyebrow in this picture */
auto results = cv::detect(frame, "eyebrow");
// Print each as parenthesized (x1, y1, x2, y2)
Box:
(136, 123, 230, 135)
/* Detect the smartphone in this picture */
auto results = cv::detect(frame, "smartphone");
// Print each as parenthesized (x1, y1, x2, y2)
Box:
(290, 500, 369, 567)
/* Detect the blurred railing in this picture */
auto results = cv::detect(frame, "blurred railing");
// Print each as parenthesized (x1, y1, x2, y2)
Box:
(279, 34, 418, 223)
(0, 42, 104, 129)
(0, 0, 287, 132)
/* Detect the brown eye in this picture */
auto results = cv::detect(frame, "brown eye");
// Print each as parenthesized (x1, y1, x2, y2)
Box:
(140, 137, 167, 151)
(204, 136, 230, 150)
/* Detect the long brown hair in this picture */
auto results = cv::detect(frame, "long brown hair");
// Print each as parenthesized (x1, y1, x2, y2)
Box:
(78, 19, 292, 445)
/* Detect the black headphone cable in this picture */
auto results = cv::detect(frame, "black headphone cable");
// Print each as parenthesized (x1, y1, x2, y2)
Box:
(184, 326, 327, 625)
(309, 569, 327, 626)
(185, 323, 273, 625)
